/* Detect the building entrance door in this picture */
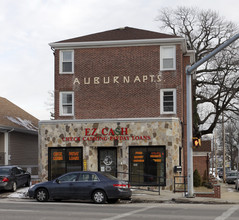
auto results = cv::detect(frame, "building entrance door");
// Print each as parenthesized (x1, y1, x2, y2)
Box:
(48, 147, 83, 180)
(98, 148, 117, 177)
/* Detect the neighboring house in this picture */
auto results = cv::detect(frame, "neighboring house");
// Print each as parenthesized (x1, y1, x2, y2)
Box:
(193, 140, 211, 181)
(0, 97, 38, 174)
(39, 27, 195, 190)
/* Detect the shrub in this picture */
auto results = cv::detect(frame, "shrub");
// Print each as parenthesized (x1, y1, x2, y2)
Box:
(193, 169, 201, 187)
(202, 182, 213, 189)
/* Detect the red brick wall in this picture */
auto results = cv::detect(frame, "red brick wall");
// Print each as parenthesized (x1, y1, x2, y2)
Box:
(54, 44, 188, 120)
(193, 155, 209, 180)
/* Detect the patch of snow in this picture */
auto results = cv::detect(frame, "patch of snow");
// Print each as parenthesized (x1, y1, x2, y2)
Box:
(227, 188, 235, 192)
(8, 187, 29, 199)
(6, 116, 38, 131)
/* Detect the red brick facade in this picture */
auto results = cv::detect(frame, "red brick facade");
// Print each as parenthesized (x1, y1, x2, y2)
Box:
(54, 42, 189, 121)
(193, 155, 210, 180)
(193, 140, 211, 180)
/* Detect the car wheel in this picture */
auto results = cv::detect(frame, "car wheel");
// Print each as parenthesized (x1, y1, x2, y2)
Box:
(92, 190, 107, 204)
(11, 182, 17, 192)
(36, 188, 49, 202)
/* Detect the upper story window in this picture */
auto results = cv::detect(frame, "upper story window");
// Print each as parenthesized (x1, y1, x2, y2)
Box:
(60, 50, 74, 74)
(60, 92, 74, 116)
(160, 89, 176, 114)
(160, 46, 176, 71)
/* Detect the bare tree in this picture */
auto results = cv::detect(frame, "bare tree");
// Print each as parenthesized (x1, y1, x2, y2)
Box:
(45, 90, 55, 119)
(156, 6, 239, 136)
(223, 120, 239, 169)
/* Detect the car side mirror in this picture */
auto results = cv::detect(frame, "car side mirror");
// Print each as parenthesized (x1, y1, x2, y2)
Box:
(55, 179, 61, 184)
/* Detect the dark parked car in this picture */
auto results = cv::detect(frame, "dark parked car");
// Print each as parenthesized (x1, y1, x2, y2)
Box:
(217, 167, 231, 178)
(28, 171, 132, 203)
(0, 166, 31, 192)
(226, 171, 239, 184)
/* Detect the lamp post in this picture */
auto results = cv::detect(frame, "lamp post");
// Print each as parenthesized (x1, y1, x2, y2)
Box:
(222, 113, 226, 182)
(215, 134, 218, 178)
(237, 145, 239, 191)
(209, 133, 216, 177)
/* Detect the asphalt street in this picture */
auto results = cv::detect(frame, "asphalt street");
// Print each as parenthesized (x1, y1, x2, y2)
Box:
(0, 199, 239, 220)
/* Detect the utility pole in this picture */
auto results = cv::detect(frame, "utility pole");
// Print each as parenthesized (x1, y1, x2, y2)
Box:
(186, 33, 239, 198)
(211, 135, 214, 176)
(215, 133, 218, 177)
(222, 113, 226, 182)
(186, 67, 194, 197)
(237, 145, 239, 191)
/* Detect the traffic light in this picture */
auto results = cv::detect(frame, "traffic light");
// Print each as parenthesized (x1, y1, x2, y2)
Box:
(193, 137, 201, 148)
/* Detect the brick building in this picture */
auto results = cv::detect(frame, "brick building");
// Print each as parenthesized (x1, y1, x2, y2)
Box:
(39, 27, 194, 190)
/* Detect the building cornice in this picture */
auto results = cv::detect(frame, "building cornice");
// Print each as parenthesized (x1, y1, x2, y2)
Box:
(39, 117, 181, 125)
(49, 38, 187, 52)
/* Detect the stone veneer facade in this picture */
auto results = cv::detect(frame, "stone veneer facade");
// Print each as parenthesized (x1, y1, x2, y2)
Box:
(39, 117, 182, 190)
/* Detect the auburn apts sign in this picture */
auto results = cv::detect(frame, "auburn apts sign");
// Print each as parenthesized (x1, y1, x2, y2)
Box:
(61, 127, 151, 142)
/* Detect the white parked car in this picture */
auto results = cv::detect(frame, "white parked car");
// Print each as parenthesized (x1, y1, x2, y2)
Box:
(235, 178, 239, 191)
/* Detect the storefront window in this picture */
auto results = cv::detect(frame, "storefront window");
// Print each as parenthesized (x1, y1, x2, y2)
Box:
(49, 147, 83, 180)
(129, 146, 166, 186)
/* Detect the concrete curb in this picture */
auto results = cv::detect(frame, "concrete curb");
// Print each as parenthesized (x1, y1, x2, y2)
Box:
(172, 198, 238, 205)
(128, 198, 239, 205)
(2, 195, 239, 205)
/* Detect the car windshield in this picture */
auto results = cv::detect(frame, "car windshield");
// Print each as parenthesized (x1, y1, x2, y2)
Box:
(0, 168, 11, 175)
(101, 172, 118, 180)
(227, 172, 238, 177)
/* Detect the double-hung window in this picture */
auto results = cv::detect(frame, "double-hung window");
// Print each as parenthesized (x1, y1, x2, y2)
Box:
(160, 89, 176, 114)
(60, 50, 74, 74)
(60, 92, 74, 116)
(160, 46, 176, 71)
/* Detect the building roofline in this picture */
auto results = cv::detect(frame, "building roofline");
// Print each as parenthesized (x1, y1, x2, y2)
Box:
(0, 126, 38, 135)
(49, 38, 187, 52)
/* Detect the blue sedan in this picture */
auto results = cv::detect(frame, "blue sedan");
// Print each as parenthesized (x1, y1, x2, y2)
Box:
(28, 171, 132, 203)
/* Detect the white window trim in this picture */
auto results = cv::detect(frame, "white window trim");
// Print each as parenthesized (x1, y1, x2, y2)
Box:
(160, 88, 176, 114)
(160, 45, 176, 71)
(59, 92, 74, 116)
(59, 50, 74, 74)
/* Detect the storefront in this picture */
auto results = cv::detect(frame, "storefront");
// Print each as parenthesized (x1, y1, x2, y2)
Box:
(39, 117, 182, 190)
(48, 147, 83, 180)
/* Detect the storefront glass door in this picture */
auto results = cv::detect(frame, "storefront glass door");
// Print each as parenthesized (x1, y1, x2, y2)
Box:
(49, 147, 83, 180)
(98, 148, 117, 177)
(129, 146, 166, 186)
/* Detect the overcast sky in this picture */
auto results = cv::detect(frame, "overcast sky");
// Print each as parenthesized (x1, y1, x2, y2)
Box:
(0, 0, 239, 120)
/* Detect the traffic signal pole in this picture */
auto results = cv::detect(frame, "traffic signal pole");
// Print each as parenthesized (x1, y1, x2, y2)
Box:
(186, 68, 194, 197)
(186, 33, 239, 198)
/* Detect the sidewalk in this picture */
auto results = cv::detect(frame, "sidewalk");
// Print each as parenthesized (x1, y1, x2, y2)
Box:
(2, 183, 239, 204)
(130, 183, 239, 204)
